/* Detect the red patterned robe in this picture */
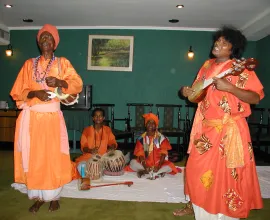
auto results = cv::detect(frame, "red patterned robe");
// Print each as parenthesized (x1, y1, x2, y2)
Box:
(185, 59, 264, 218)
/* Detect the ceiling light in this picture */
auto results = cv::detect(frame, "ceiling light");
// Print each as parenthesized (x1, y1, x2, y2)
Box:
(176, 5, 184, 8)
(169, 19, 179, 23)
(23, 19, 33, 23)
(5, 4, 13, 8)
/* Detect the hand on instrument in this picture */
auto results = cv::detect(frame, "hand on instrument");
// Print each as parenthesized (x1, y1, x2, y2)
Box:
(212, 77, 234, 92)
(145, 166, 151, 174)
(181, 86, 194, 97)
(45, 76, 64, 88)
(153, 165, 161, 173)
(34, 90, 52, 102)
(230, 59, 246, 76)
(89, 147, 99, 154)
(107, 145, 116, 152)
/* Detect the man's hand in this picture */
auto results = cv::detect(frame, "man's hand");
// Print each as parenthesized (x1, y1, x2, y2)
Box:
(28, 90, 51, 101)
(212, 77, 234, 92)
(181, 86, 194, 97)
(107, 145, 116, 152)
(45, 76, 67, 88)
(83, 147, 90, 154)
(89, 147, 99, 154)
(153, 165, 161, 173)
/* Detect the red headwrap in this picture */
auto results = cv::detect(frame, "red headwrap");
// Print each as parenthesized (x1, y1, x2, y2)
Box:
(143, 113, 159, 127)
(37, 24, 60, 50)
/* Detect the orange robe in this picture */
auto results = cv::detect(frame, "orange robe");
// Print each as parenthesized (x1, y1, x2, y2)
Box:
(185, 59, 264, 218)
(10, 56, 83, 190)
(72, 125, 117, 179)
(125, 132, 178, 174)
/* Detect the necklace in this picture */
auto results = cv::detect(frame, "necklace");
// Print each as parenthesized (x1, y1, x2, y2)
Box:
(94, 126, 103, 150)
(33, 54, 55, 83)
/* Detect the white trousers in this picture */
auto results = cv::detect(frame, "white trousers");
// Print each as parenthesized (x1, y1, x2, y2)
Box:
(193, 204, 239, 220)
(28, 187, 62, 202)
(129, 159, 172, 174)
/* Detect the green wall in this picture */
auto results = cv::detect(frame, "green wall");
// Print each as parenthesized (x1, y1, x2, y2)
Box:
(256, 35, 270, 108)
(0, 29, 259, 140)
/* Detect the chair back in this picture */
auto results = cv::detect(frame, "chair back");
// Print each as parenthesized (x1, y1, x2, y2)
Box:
(156, 104, 182, 130)
(127, 103, 153, 128)
(163, 107, 174, 129)
(135, 106, 145, 128)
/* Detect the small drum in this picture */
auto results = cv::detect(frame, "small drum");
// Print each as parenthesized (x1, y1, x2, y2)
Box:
(54, 87, 79, 106)
(102, 150, 126, 176)
(85, 154, 103, 180)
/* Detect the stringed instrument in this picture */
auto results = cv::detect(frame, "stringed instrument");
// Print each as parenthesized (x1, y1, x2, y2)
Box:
(187, 58, 258, 103)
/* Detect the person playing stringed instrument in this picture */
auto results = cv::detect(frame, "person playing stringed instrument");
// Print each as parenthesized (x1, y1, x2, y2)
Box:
(174, 26, 264, 219)
(71, 108, 117, 179)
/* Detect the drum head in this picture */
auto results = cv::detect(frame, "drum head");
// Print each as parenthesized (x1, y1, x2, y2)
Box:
(102, 150, 125, 176)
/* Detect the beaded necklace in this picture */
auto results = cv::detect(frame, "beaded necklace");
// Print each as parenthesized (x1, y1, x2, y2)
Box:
(94, 126, 103, 150)
(33, 54, 55, 83)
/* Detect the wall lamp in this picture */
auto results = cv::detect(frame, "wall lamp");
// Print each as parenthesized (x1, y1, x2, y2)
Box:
(187, 46, 194, 59)
(6, 44, 13, 56)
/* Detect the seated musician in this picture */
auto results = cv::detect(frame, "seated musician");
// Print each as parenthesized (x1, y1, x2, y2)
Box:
(125, 113, 178, 178)
(72, 108, 117, 179)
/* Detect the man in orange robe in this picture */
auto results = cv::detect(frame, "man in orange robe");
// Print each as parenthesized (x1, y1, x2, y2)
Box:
(10, 24, 83, 213)
(125, 113, 178, 178)
(175, 26, 263, 219)
(72, 108, 118, 179)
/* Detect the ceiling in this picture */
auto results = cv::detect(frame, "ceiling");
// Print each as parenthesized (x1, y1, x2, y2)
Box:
(0, 0, 270, 41)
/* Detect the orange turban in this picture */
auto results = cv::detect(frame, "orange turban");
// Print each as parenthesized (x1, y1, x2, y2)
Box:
(143, 113, 159, 127)
(37, 24, 60, 50)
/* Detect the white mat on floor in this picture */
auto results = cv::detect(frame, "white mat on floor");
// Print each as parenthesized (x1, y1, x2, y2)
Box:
(11, 166, 270, 203)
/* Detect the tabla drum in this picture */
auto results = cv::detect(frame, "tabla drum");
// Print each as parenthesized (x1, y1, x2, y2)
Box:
(102, 150, 126, 176)
(54, 87, 79, 106)
(85, 154, 103, 180)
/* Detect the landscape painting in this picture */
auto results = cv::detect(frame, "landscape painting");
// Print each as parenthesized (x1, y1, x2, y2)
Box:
(87, 35, 134, 71)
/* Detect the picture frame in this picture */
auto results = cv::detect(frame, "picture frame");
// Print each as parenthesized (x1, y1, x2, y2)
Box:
(87, 35, 134, 71)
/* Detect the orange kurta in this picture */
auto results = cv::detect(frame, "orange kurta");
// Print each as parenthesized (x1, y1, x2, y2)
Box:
(10, 56, 83, 190)
(185, 59, 264, 218)
(125, 132, 178, 174)
(72, 125, 117, 179)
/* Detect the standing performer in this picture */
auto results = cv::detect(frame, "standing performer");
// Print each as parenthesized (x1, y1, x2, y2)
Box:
(10, 24, 83, 213)
(174, 26, 263, 219)
(125, 113, 178, 178)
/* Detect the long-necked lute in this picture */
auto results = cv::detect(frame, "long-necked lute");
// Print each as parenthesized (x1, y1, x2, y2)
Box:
(188, 58, 258, 103)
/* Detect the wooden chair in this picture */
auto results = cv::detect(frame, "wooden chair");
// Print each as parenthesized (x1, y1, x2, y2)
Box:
(257, 108, 270, 162)
(156, 104, 187, 157)
(247, 107, 265, 148)
(126, 103, 153, 144)
(184, 104, 197, 147)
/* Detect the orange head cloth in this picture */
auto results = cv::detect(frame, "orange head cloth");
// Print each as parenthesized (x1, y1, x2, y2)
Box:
(37, 24, 60, 50)
(143, 113, 159, 127)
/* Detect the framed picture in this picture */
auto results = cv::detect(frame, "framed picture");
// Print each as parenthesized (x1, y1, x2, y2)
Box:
(87, 35, 134, 71)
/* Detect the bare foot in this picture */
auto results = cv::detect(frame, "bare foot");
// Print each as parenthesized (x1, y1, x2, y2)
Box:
(29, 201, 45, 213)
(48, 201, 60, 212)
(137, 170, 147, 178)
(173, 202, 194, 216)
(160, 172, 166, 178)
